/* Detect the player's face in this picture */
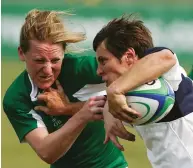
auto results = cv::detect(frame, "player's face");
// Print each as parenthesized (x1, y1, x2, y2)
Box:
(18, 40, 64, 89)
(96, 43, 130, 86)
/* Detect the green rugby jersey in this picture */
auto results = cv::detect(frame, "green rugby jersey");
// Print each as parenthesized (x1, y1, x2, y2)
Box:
(3, 54, 128, 168)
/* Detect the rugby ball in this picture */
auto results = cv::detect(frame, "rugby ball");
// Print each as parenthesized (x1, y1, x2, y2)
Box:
(125, 77, 175, 125)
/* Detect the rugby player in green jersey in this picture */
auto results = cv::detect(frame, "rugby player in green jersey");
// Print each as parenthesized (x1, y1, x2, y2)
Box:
(3, 9, 129, 168)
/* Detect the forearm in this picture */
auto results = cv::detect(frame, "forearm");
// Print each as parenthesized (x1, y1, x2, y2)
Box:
(108, 49, 176, 94)
(37, 113, 87, 164)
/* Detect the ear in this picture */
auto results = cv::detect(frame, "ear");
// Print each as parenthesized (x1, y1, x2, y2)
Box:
(18, 47, 25, 61)
(121, 48, 138, 65)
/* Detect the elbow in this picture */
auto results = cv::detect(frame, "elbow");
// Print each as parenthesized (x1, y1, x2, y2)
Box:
(37, 148, 67, 164)
(161, 49, 176, 68)
(38, 153, 57, 164)
(37, 148, 62, 164)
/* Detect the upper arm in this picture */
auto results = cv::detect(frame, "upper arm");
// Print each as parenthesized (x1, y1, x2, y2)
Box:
(162, 53, 186, 91)
(144, 47, 182, 90)
(3, 97, 50, 156)
(144, 47, 176, 64)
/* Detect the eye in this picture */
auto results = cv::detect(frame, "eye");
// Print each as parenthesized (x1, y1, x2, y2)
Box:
(51, 58, 61, 64)
(98, 57, 107, 65)
(34, 59, 45, 64)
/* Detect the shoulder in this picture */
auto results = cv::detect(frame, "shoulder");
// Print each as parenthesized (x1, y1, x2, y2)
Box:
(61, 53, 97, 73)
(3, 71, 32, 111)
(63, 53, 96, 64)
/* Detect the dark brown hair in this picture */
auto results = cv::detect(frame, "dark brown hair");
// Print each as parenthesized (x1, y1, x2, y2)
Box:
(93, 14, 154, 59)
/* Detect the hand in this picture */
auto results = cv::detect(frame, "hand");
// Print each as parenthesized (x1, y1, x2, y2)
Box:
(77, 96, 106, 122)
(34, 80, 70, 115)
(107, 87, 141, 123)
(103, 102, 135, 151)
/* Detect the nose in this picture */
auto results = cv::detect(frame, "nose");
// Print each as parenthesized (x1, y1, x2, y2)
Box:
(42, 62, 53, 75)
(97, 66, 103, 76)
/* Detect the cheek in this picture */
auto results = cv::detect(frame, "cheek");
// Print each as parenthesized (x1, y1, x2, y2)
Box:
(53, 63, 62, 74)
(26, 62, 41, 74)
(104, 64, 117, 75)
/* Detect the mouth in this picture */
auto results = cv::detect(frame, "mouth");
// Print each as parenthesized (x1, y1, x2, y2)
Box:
(101, 76, 107, 81)
(39, 75, 53, 81)
(102, 78, 109, 84)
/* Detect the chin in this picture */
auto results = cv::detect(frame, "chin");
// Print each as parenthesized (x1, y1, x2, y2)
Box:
(106, 79, 114, 87)
(37, 81, 54, 90)
(106, 83, 110, 87)
(106, 81, 111, 87)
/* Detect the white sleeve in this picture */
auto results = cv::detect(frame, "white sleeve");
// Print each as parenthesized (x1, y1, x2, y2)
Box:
(73, 83, 107, 101)
(162, 53, 187, 91)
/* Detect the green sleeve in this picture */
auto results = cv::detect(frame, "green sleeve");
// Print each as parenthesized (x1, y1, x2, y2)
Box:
(3, 94, 45, 142)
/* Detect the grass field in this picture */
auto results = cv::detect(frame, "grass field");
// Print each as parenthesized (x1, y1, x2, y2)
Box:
(2, 60, 152, 168)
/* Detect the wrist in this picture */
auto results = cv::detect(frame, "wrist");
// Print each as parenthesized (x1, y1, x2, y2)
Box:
(60, 102, 85, 116)
(73, 111, 89, 124)
(107, 82, 123, 96)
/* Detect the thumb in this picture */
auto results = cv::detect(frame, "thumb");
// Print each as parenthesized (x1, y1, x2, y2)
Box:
(37, 94, 48, 102)
(56, 80, 64, 94)
(34, 106, 49, 114)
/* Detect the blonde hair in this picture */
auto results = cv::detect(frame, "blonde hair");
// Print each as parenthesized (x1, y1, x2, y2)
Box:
(20, 9, 86, 53)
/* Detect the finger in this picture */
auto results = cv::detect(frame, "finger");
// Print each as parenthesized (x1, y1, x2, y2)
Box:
(110, 111, 132, 123)
(116, 121, 135, 141)
(103, 134, 110, 144)
(110, 135, 124, 151)
(93, 100, 106, 108)
(124, 106, 141, 119)
(34, 106, 49, 113)
(113, 114, 133, 124)
(37, 94, 48, 102)
(114, 126, 135, 141)
(49, 87, 56, 92)
(118, 112, 134, 123)
(111, 108, 135, 123)
(112, 129, 130, 140)
(56, 80, 64, 94)
(91, 96, 106, 101)
(92, 107, 104, 114)
(55, 80, 69, 101)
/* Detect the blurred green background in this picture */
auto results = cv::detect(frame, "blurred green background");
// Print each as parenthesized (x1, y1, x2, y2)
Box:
(2, 0, 193, 168)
